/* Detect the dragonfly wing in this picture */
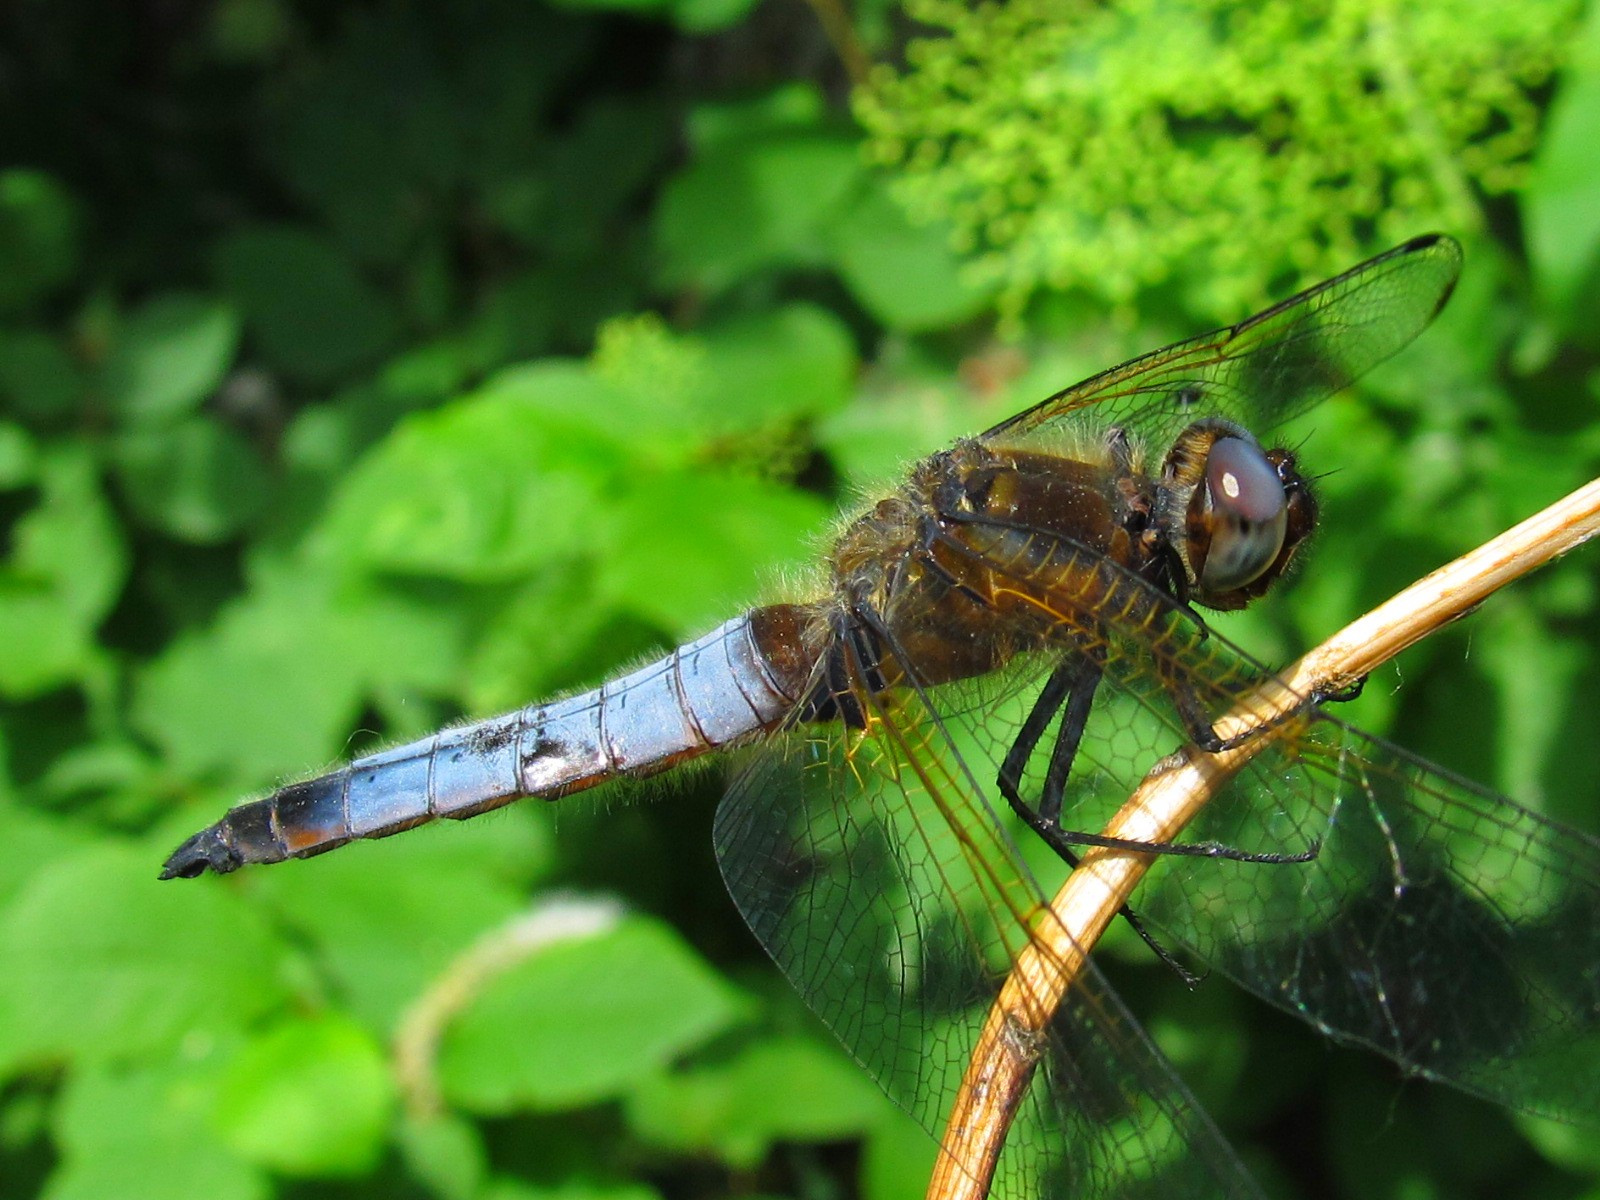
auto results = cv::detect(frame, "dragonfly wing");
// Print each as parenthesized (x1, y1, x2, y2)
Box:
(1130, 711, 1600, 1125)
(919, 502, 1600, 1125)
(713, 686, 1265, 1200)
(982, 235, 1462, 450)
(974, 543, 1600, 1124)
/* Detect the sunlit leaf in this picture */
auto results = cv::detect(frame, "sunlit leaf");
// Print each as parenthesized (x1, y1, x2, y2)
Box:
(0, 420, 36, 485)
(862, 1104, 942, 1200)
(656, 132, 863, 292)
(319, 375, 614, 581)
(600, 471, 829, 632)
(625, 1035, 886, 1167)
(0, 449, 127, 697)
(131, 575, 367, 784)
(0, 846, 292, 1069)
(46, 1061, 267, 1200)
(1526, 2, 1600, 321)
(397, 1112, 488, 1200)
(251, 810, 551, 1030)
(0, 798, 87, 911)
(439, 918, 744, 1113)
(830, 185, 992, 332)
(698, 304, 857, 423)
(214, 1014, 394, 1176)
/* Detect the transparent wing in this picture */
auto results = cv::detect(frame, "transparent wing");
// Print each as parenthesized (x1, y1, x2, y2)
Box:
(981, 235, 1462, 451)
(1137, 714, 1600, 1121)
(713, 678, 1265, 1200)
(950, 526, 1600, 1126)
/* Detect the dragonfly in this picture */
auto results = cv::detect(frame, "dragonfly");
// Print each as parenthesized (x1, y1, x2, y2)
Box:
(163, 234, 1600, 1199)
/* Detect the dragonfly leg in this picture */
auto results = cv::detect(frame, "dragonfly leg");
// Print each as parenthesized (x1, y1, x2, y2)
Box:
(997, 657, 1078, 817)
(1050, 826, 1321, 863)
(1168, 667, 1363, 755)
(1037, 660, 1322, 865)
(997, 655, 1202, 986)
(1320, 675, 1366, 704)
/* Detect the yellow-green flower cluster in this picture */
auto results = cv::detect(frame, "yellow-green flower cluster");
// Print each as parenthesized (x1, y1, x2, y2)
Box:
(857, 0, 1578, 320)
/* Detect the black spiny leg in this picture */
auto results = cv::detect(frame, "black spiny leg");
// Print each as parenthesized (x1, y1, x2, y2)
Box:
(1165, 658, 1363, 757)
(997, 654, 1200, 986)
(1010, 656, 1323, 870)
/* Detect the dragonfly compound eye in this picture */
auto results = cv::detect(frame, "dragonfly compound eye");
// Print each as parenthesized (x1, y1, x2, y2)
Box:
(1196, 436, 1289, 593)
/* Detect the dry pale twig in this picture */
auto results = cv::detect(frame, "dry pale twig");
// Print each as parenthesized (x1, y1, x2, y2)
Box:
(392, 894, 624, 1120)
(925, 476, 1600, 1200)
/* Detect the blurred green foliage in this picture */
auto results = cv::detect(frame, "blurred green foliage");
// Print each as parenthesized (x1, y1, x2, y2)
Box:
(860, 0, 1583, 320)
(0, 2, 1598, 1199)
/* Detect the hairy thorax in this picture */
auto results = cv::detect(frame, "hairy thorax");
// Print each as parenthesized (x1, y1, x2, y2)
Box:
(818, 438, 1160, 694)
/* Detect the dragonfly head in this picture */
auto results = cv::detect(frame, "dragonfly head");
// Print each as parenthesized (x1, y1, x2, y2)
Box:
(1157, 419, 1316, 611)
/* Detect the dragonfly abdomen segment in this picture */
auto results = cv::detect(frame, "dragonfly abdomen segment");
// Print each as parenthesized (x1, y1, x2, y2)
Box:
(159, 610, 809, 878)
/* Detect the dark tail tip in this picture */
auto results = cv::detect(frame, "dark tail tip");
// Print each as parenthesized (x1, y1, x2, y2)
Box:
(159, 826, 244, 880)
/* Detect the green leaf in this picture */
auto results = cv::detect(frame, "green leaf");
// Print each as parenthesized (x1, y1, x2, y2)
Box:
(10, 450, 127, 617)
(440, 917, 743, 1113)
(214, 1014, 394, 1176)
(319, 370, 613, 581)
(1481, 601, 1588, 812)
(862, 1104, 941, 1200)
(0, 170, 81, 314)
(698, 304, 857, 423)
(0, 588, 96, 701)
(686, 84, 827, 153)
(0, 329, 86, 420)
(252, 812, 550, 1030)
(0, 797, 88, 911)
(0, 448, 127, 698)
(113, 419, 270, 543)
(667, 0, 762, 33)
(330, 578, 473, 702)
(134, 558, 472, 786)
(212, 225, 400, 384)
(262, 6, 589, 262)
(626, 1036, 887, 1167)
(1518, 1110, 1600, 1173)
(131, 575, 366, 783)
(569, 307, 853, 465)
(46, 1061, 268, 1200)
(655, 132, 863, 293)
(1526, 3, 1600, 320)
(489, 99, 669, 256)
(397, 1112, 488, 1200)
(0, 846, 292, 1070)
(462, 564, 623, 713)
(600, 471, 830, 632)
(829, 185, 992, 331)
(0, 420, 36, 487)
(206, 0, 294, 63)
(102, 294, 242, 425)
(815, 383, 975, 491)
